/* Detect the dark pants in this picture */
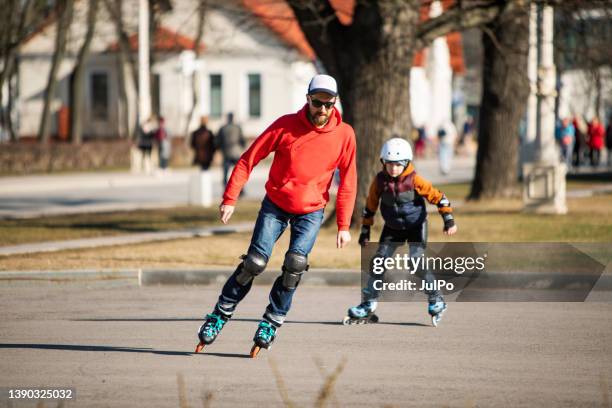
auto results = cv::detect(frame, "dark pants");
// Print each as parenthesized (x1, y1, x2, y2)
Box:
(363, 222, 440, 301)
(223, 158, 239, 186)
(215, 196, 324, 326)
(590, 148, 601, 167)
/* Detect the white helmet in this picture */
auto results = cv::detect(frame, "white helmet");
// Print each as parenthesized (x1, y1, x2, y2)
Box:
(380, 138, 413, 162)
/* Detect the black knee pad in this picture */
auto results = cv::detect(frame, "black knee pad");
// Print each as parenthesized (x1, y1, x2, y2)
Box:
(281, 252, 308, 289)
(235, 251, 267, 286)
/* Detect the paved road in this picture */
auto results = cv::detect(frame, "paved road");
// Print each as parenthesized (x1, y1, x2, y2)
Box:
(0, 157, 475, 218)
(1, 281, 610, 407)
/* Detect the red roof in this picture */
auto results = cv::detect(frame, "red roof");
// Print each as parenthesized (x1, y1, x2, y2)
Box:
(108, 26, 205, 53)
(243, 0, 464, 73)
(241, 0, 315, 59)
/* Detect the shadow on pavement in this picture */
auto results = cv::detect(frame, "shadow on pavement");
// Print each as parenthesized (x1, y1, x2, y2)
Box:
(72, 317, 429, 327)
(195, 352, 252, 359)
(0, 343, 192, 356)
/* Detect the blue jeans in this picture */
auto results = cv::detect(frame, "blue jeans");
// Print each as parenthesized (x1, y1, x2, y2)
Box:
(215, 196, 324, 325)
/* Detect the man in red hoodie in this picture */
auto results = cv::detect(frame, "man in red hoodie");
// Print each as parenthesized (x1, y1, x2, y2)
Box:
(195, 74, 357, 356)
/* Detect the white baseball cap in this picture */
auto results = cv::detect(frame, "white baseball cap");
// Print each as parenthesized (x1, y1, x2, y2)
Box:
(307, 74, 338, 96)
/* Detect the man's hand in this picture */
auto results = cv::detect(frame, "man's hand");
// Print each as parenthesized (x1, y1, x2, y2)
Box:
(219, 204, 235, 224)
(337, 230, 351, 248)
(444, 225, 457, 236)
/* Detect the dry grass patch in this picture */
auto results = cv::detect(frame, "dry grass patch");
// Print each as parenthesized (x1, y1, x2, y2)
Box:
(0, 190, 610, 272)
(0, 201, 261, 246)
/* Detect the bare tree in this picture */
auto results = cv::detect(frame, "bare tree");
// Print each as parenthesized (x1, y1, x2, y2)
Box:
(554, 1, 612, 119)
(184, 0, 208, 141)
(104, 0, 139, 140)
(288, 0, 529, 221)
(0, 0, 48, 141)
(38, 0, 74, 143)
(69, 0, 100, 144)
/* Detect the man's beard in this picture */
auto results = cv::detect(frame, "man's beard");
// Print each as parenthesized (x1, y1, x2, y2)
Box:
(308, 110, 331, 127)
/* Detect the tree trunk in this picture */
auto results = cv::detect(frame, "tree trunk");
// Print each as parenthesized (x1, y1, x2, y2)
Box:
(115, 42, 130, 139)
(184, 0, 207, 142)
(105, 0, 138, 140)
(469, 6, 530, 199)
(105, 0, 138, 87)
(290, 1, 420, 226)
(38, 0, 74, 144)
(70, 0, 99, 145)
(4, 56, 18, 141)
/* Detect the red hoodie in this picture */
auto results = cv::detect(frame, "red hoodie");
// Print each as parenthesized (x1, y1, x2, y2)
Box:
(222, 104, 357, 230)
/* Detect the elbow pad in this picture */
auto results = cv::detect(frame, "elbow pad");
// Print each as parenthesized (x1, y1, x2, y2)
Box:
(437, 194, 451, 209)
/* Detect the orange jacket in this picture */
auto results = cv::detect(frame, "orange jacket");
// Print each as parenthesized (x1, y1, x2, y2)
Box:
(362, 163, 452, 226)
(223, 104, 357, 230)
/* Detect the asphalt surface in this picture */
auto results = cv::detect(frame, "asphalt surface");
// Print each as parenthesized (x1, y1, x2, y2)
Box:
(1, 281, 611, 407)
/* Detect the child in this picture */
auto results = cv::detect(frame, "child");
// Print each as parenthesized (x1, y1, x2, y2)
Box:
(343, 137, 457, 326)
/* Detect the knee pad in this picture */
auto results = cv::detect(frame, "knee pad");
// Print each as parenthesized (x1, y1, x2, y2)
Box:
(235, 251, 267, 286)
(281, 252, 308, 289)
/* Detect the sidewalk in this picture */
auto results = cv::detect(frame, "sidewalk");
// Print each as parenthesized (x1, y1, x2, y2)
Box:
(0, 157, 476, 219)
(0, 222, 254, 256)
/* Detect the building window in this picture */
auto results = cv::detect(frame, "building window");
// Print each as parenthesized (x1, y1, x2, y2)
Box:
(248, 73, 261, 118)
(91, 72, 109, 120)
(210, 74, 222, 118)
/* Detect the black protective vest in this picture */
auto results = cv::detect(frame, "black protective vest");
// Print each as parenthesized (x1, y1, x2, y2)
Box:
(376, 171, 427, 230)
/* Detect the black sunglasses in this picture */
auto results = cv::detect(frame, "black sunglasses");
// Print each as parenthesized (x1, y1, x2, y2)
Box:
(310, 98, 335, 109)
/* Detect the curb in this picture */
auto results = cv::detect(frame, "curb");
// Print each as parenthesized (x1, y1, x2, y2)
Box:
(1, 268, 610, 293)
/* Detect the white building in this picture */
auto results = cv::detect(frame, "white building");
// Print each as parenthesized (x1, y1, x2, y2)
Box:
(10, 0, 468, 142)
(13, 0, 317, 140)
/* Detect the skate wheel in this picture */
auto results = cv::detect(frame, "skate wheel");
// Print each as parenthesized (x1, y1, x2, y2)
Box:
(195, 342, 205, 353)
(369, 314, 379, 324)
(431, 315, 439, 327)
(250, 345, 261, 358)
(342, 316, 351, 325)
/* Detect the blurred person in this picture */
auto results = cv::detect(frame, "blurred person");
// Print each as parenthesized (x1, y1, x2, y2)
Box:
(136, 116, 156, 174)
(414, 126, 426, 158)
(460, 115, 474, 145)
(154, 116, 171, 171)
(557, 117, 575, 169)
(588, 116, 604, 167)
(190, 116, 215, 171)
(343, 137, 457, 327)
(572, 115, 588, 168)
(194, 74, 357, 357)
(0, 112, 9, 143)
(606, 117, 612, 167)
(437, 121, 457, 175)
(216, 112, 246, 187)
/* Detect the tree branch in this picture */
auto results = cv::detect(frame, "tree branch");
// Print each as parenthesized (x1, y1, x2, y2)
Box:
(416, 0, 529, 48)
(286, 0, 346, 74)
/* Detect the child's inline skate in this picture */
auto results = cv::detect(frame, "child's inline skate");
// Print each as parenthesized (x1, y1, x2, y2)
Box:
(428, 296, 447, 327)
(342, 300, 379, 325)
